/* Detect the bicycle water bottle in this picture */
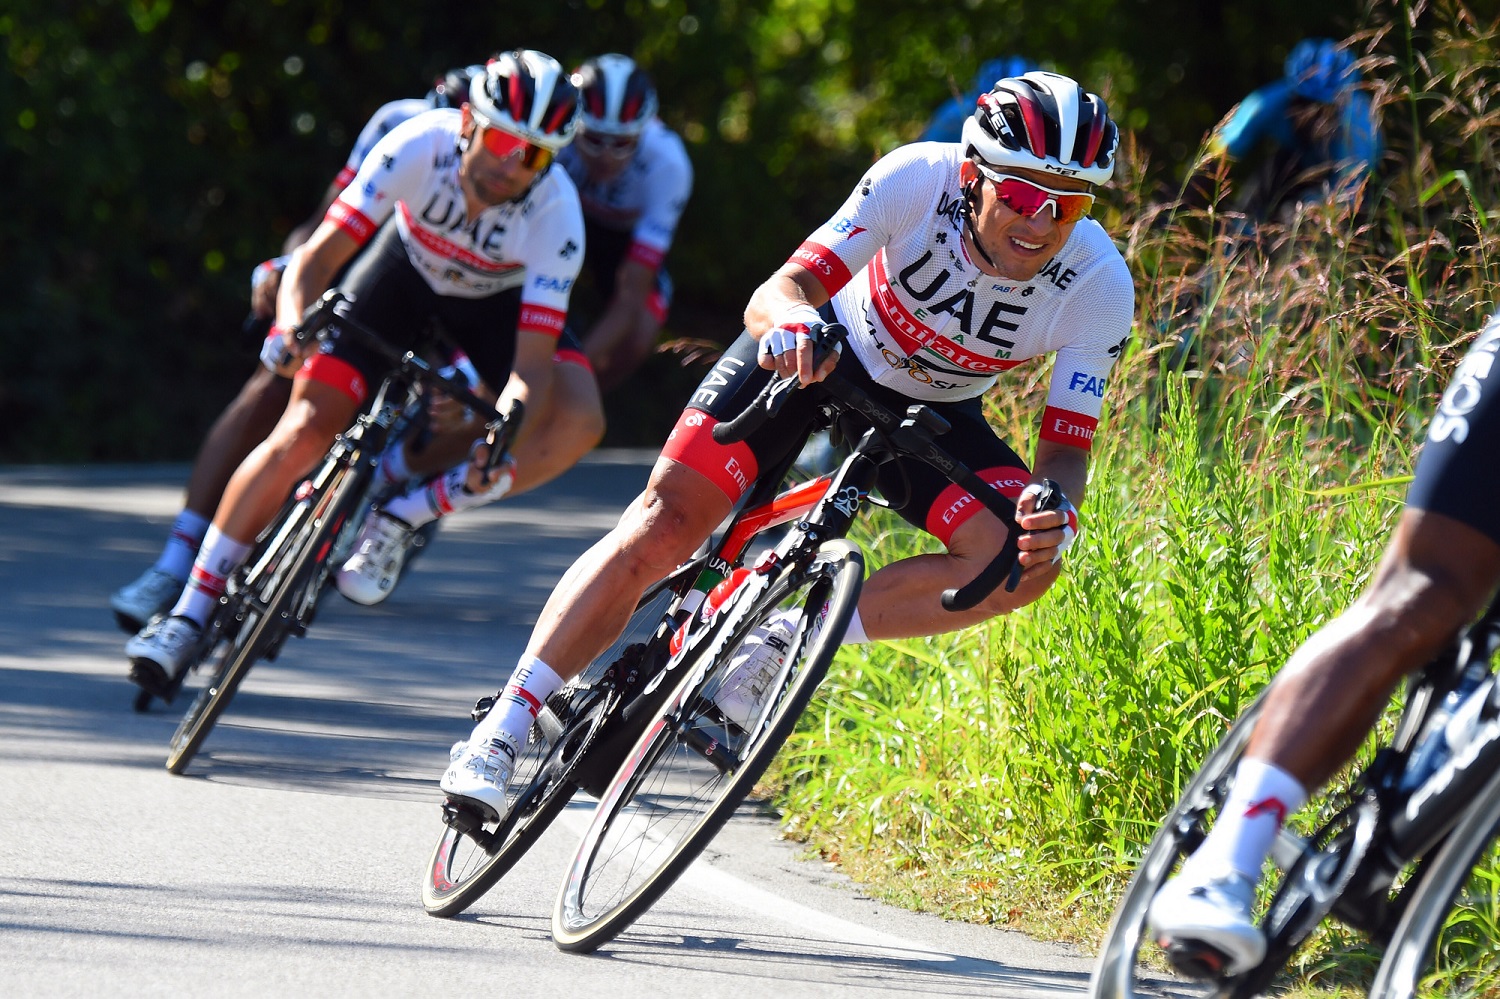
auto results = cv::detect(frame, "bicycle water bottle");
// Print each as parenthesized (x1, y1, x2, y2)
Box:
(1401, 662, 1490, 792)
(669, 567, 750, 657)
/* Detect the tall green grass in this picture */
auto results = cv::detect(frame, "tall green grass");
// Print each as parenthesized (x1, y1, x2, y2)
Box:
(765, 0, 1500, 984)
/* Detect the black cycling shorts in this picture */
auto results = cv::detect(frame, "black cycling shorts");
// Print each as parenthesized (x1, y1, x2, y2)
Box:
(1407, 313, 1500, 547)
(659, 328, 1030, 548)
(305, 221, 523, 402)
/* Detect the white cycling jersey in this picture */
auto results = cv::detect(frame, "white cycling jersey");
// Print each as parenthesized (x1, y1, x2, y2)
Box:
(333, 97, 434, 192)
(556, 119, 693, 270)
(793, 142, 1133, 448)
(327, 108, 585, 337)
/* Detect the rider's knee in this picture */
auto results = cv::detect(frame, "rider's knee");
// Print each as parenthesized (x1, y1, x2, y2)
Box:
(615, 475, 721, 575)
(571, 397, 606, 453)
(267, 400, 339, 465)
(1359, 563, 1489, 655)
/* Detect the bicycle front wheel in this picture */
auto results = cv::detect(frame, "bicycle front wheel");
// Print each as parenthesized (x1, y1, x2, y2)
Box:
(165, 463, 362, 774)
(1369, 765, 1500, 998)
(551, 539, 863, 953)
(422, 559, 703, 917)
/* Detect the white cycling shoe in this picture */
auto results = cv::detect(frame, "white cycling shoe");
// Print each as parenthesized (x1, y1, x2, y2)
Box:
(713, 613, 796, 730)
(110, 568, 184, 633)
(1147, 867, 1266, 978)
(441, 735, 518, 823)
(335, 511, 414, 605)
(125, 615, 202, 696)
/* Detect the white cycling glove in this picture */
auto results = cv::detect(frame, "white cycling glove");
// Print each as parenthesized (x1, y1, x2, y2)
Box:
(1019, 481, 1080, 563)
(250, 255, 291, 294)
(259, 325, 297, 373)
(759, 304, 838, 362)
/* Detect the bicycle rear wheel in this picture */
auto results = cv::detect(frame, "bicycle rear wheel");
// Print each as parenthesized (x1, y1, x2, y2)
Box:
(165, 463, 362, 774)
(422, 560, 702, 917)
(1369, 766, 1500, 998)
(551, 539, 863, 953)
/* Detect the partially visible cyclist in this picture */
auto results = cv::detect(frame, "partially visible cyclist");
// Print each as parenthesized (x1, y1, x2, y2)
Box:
(919, 55, 1038, 144)
(1148, 312, 1500, 975)
(1176, 37, 1381, 228)
(124, 49, 589, 694)
(110, 59, 604, 625)
(556, 53, 693, 392)
(440, 71, 1134, 821)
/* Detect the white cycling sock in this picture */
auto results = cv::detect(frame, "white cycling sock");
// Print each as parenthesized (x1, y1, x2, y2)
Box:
(840, 607, 868, 645)
(152, 509, 210, 580)
(378, 455, 515, 529)
(471, 656, 565, 751)
(1183, 757, 1308, 882)
(170, 526, 253, 627)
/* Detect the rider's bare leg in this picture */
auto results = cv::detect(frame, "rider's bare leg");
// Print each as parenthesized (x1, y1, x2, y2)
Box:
(523, 458, 732, 681)
(1248, 507, 1500, 788)
(216, 378, 361, 542)
(183, 367, 293, 518)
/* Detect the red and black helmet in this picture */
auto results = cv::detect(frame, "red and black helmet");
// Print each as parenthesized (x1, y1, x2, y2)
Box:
(962, 71, 1118, 185)
(573, 54, 658, 138)
(469, 49, 581, 151)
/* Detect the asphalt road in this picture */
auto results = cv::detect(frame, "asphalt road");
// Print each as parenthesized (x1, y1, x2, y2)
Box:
(0, 456, 1102, 997)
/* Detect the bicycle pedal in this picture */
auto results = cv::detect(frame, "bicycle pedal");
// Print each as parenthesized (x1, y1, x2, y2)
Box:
(442, 798, 503, 846)
(1161, 939, 1234, 981)
(440, 800, 485, 837)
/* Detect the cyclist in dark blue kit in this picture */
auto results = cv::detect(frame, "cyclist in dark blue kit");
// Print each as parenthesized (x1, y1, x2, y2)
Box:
(1179, 37, 1382, 226)
(919, 55, 1037, 144)
(1150, 310, 1500, 976)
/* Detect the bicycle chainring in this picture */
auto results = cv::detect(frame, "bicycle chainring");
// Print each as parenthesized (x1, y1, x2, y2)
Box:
(1261, 793, 1381, 955)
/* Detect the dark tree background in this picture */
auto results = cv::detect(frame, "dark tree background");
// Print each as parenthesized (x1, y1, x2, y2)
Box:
(1, 0, 1370, 459)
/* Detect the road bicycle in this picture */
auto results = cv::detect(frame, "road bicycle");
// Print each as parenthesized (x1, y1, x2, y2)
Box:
(1091, 591, 1500, 997)
(148, 291, 517, 775)
(423, 324, 1060, 953)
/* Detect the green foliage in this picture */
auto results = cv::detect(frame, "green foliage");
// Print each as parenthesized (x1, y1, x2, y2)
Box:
(4, 0, 1365, 459)
(762, 0, 1500, 984)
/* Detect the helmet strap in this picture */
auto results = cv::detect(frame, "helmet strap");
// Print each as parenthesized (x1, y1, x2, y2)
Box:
(959, 172, 998, 270)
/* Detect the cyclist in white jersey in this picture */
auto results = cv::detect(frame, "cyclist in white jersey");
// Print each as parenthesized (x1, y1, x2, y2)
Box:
(125, 50, 589, 694)
(441, 71, 1134, 822)
(110, 61, 605, 627)
(557, 54, 693, 391)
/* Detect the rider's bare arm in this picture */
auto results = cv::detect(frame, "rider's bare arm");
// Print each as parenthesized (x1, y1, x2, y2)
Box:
(501, 330, 559, 448)
(1015, 439, 1088, 579)
(275, 220, 362, 335)
(583, 258, 657, 361)
(743, 263, 837, 384)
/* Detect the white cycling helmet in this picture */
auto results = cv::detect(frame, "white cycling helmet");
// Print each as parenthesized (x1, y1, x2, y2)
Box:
(961, 71, 1119, 185)
(468, 49, 581, 151)
(574, 54, 658, 138)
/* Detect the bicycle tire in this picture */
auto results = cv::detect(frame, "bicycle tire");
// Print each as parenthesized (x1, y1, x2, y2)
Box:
(422, 568, 695, 917)
(165, 462, 364, 774)
(1369, 766, 1500, 998)
(1090, 690, 1270, 999)
(551, 539, 863, 953)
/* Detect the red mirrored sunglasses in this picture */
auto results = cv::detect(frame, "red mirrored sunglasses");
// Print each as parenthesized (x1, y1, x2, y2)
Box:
(576, 130, 638, 160)
(475, 121, 555, 172)
(976, 166, 1095, 224)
